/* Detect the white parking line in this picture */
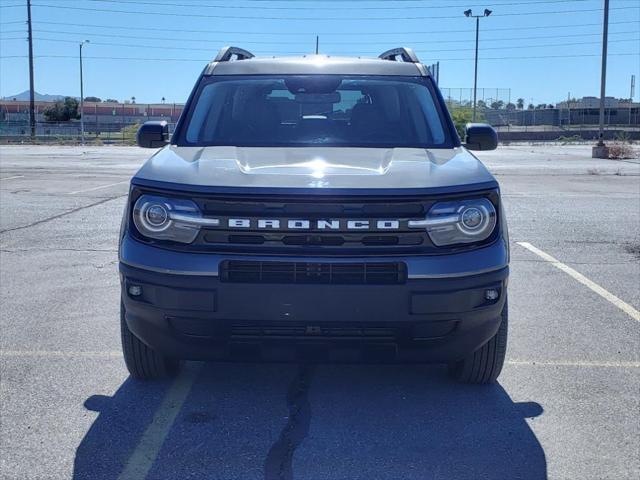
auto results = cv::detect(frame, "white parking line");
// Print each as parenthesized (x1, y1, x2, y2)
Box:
(0, 350, 120, 358)
(517, 241, 640, 322)
(67, 180, 129, 195)
(507, 359, 640, 368)
(1, 351, 638, 369)
(118, 364, 201, 480)
(0, 175, 25, 181)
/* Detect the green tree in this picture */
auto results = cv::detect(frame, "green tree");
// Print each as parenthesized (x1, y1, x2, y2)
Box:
(450, 107, 483, 138)
(506, 102, 516, 111)
(527, 103, 535, 110)
(84, 96, 101, 102)
(516, 98, 525, 110)
(43, 97, 80, 122)
(490, 100, 504, 110)
(120, 123, 141, 145)
(105, 98, 119, 103)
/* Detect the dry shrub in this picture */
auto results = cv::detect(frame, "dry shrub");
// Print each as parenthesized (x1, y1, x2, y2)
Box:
(608, 143, 638, 160)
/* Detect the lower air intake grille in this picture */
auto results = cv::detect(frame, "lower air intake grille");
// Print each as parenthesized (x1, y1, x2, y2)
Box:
(220, 261, 407, 285)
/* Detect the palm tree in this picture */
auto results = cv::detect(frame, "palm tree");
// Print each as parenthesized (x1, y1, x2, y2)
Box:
(131, 96, 136, 104)
(517, 98, 525, 110)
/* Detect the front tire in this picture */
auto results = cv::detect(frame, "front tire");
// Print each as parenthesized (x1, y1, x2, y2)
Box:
(120, 301, 179, 380)
(449, 300, 508, 384)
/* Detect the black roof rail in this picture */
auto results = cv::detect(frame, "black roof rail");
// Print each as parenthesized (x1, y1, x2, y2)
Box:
(378, 47, 420, 64)
(214, 46, 255, 62)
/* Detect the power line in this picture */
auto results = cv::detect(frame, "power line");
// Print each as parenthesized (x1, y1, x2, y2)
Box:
(228, 0, 535, 1)
(233, 0, 631, 3)
(2, 52, 637, 62)
(83, 0, 607, 11)
(27, 36, 638, 54)
(25, 19, 640, 36)
(29, 3, 636, 21)
(12, 28, 637, 46)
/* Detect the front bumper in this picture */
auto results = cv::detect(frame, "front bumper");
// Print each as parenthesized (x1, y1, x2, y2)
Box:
(119, 236, 509, 363)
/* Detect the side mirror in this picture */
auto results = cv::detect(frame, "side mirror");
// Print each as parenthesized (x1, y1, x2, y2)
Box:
(137, 121, 169, 148)
(464, 123, 498, 151)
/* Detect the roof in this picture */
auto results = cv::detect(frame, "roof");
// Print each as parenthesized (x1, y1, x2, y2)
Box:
(205, 55, 428, 77)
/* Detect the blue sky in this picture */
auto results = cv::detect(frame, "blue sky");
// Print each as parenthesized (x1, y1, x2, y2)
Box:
(0, 0, 638, 104)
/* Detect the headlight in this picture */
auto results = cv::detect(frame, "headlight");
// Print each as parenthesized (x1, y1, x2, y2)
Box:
(409, 198, 497, 246)
(132, 194, 214, 244)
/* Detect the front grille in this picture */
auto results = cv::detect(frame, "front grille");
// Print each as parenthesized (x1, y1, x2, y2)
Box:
(220, 260, 407, 285)
(130, 187, 500, 255)
(168, 317, 458, 342)
(230, 325, 398, 341)
(194, 194, 433, 254)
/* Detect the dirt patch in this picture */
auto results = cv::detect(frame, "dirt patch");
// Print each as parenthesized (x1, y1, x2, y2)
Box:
(624, 243, 640, 259)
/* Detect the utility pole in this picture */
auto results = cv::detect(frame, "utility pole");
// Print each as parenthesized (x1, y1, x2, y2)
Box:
(315, 36, 319, 55)
(630, 75, 635, 126)
(464, 8, 492, 122)
(531, 98, 535, 126)
(27, 0, 35, 141)
(79, 40, 89, 145)
(472, 16, 479, 120)
(593, 0, 609, 157)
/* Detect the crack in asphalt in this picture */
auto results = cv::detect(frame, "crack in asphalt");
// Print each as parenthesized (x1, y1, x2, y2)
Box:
(264, 365, 315, 480)
(0, 194, 126, 234)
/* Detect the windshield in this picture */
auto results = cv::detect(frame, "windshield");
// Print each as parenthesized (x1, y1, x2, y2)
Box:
(179, 75, 452, 148)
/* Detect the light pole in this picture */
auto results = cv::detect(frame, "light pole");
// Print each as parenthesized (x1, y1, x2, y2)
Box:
(464, 8, 491, 122)
(79, 40, 89, 145)
(27, 0, 35, 141)
(593, 0, 610, 158)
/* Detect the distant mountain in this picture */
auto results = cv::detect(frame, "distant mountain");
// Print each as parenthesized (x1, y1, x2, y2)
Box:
(2, 90, 67, 101)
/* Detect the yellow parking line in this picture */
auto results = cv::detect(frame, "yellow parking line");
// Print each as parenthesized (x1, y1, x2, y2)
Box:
(517, 241, 640, 322)
(118, 364, 201, 480)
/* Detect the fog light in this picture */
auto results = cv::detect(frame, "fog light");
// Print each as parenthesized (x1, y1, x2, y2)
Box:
(128, 285, 142, 296)
(485, 288, 499, 301)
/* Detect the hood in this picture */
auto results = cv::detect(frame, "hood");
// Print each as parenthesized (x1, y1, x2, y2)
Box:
(133, 146, 496, 193)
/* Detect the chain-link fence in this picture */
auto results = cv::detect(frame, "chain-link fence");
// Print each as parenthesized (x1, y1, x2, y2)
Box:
(441, 88, 513, 112)
(0, 101, 180, 144)
(1, 91, 638, 144)
(0, 121, 177, 145)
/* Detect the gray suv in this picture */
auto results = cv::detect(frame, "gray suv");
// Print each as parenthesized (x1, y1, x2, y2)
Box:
(120, 46, 507, 383)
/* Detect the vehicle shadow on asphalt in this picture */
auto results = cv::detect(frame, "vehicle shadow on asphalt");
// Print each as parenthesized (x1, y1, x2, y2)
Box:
(73, 362, 546, 480)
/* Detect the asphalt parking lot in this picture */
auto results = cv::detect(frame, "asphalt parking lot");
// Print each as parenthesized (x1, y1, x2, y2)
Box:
(0, 144, 639, 480)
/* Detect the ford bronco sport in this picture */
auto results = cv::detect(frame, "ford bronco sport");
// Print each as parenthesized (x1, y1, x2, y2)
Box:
(119, 46, 508, 383)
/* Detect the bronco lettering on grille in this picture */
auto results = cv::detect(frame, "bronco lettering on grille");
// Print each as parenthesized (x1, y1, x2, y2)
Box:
(225, 218, 403, 230)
